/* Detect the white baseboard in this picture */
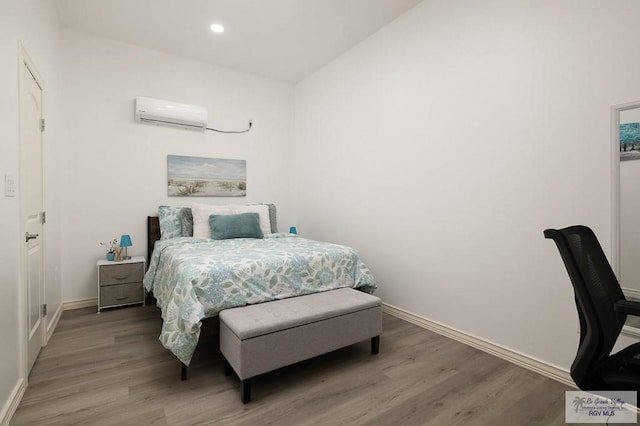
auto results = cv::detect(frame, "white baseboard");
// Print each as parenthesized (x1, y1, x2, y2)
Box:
(382, 303, 576, 388)
(0, 378, 25, 426)
(623, 287, 640, 301)
(45, 303, 63, 345)
(62, 298, 97, 311)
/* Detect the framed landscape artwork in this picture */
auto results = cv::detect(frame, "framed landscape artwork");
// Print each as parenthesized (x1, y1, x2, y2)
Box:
(620, 122, 640, 161)
(167, 155, 247, 197)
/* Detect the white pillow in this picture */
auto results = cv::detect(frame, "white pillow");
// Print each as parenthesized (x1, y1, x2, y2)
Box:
(230, 204, 271, 235)
(191, 203, 233, 238)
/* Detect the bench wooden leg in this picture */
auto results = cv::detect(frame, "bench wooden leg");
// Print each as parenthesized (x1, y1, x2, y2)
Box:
(181, 363, 187, 381)
(371, 336, 380, 355)
(224, 359, 232, 376)
(241, 378, 251, 404)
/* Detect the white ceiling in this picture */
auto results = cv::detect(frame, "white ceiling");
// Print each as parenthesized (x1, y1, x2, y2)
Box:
(53, 0, 423, 83)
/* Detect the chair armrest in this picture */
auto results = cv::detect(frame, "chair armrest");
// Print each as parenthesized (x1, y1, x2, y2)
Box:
(614, 299, 640, 316)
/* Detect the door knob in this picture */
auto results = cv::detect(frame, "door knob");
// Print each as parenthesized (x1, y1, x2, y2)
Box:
(25, 232, 39, 242)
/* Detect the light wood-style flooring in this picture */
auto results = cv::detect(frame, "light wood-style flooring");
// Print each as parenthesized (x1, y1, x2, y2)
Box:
(12, 304, 575, 425)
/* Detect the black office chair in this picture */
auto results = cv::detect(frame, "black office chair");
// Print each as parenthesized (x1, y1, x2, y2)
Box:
(545, 225, 640, 391)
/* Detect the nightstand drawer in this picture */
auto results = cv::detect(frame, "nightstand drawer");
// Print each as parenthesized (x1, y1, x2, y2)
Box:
(100, 282, 143, 307)
(99, 262, 144, 286)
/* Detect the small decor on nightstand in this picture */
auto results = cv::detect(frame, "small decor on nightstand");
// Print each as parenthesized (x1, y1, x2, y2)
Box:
(100, 238, 118, 261)
(119, 234, 132, 261)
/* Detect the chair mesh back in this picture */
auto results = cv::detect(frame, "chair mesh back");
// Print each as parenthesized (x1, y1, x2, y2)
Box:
(545, 226, 626, 383)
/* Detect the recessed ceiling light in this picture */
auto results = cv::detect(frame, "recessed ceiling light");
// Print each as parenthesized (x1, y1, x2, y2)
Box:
(210, 24, 225, 33)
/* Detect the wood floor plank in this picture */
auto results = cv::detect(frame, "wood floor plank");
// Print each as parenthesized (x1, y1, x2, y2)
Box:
(11, 304, 574, 425)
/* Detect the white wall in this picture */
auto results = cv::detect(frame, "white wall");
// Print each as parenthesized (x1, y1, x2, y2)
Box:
(294, 0, 640, 369)
(0, 0, 62, 419)
(59, 30, 295, 301)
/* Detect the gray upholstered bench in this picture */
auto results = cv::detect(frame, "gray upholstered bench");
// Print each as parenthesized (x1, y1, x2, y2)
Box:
(219, 287, 382, 403)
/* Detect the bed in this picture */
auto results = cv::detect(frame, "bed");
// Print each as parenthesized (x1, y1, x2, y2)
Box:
(144, 204, 377, 366)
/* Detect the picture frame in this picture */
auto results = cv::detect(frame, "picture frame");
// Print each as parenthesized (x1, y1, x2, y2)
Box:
(167, 155, 247, 196)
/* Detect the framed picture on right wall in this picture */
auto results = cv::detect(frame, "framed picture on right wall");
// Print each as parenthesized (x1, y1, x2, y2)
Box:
(620, 122, 640, 161)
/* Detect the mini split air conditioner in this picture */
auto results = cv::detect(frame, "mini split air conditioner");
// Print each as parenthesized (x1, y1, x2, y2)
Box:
(135, 96, 208, 130)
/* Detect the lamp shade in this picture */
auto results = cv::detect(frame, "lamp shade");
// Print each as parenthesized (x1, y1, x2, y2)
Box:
(119, 234, 132, 248)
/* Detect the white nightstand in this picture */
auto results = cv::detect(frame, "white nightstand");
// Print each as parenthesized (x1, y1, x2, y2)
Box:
(97, 256, 146, 312)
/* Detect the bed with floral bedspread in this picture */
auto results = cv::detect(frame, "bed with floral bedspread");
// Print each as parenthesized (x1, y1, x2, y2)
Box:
(143, 233, 377, 365)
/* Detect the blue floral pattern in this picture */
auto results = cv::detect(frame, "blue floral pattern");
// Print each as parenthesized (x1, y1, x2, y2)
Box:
(144, 234, 377, 365)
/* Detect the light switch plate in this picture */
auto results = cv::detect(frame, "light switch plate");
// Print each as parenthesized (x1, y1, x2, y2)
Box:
(5, 174, 16, 197)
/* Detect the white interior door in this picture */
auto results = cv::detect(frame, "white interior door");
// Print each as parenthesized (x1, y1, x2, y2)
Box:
(20, 53, 45, 375)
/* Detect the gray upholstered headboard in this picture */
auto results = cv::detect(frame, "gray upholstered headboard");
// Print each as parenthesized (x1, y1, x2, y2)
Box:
(264, 203, 278, 234)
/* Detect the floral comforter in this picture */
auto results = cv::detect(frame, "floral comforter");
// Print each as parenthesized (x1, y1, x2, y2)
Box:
(143, 234, 377, 365)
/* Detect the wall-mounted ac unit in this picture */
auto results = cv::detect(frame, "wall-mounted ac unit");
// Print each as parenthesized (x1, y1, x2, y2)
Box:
(135, 96, 208, 130)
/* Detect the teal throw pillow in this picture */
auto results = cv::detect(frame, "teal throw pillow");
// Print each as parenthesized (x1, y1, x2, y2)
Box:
(209, 213, 264, 240)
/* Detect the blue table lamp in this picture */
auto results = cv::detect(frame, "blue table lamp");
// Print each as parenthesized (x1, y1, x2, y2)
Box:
(120, 234, 132, 260)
